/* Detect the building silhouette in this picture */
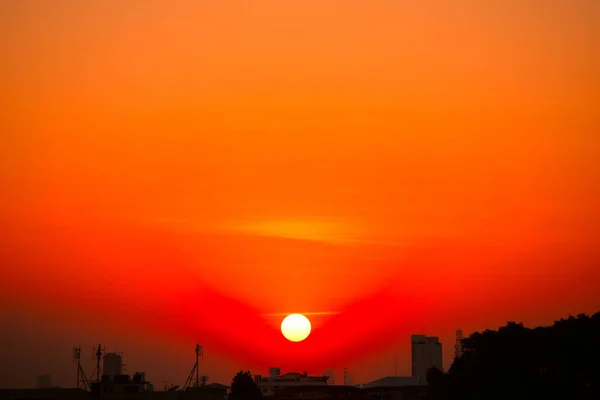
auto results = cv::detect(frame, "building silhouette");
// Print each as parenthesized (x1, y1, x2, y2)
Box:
(361, 376, 418, 388)
(254, 368, 328, 397)
(411, 334, 442, 384)
(90, 372, 152, 394)
(454, 329, 464, 359)
(323, 369, 335, 385)
(103, 353, 123, 379)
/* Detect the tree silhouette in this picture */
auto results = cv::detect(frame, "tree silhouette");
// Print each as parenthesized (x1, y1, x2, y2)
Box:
(229, 371, 262, 400)
(425, 367, 448, 399)
(428, 311, 600, 400)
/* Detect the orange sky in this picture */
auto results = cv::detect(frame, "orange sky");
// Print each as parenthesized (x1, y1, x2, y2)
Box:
(1, 0, 599, 389)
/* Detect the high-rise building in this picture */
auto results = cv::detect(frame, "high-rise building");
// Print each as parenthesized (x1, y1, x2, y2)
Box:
(343, 368, 353, 385)
(411, 335, 442, 384)
(454, 330, 464, 360)
(323, 369, 335, 385)
(103, 353, 122, 379)
(36, 374, 52, 389)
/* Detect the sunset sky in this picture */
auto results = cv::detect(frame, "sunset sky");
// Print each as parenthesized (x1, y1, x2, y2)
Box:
(1, 0, 599, 389)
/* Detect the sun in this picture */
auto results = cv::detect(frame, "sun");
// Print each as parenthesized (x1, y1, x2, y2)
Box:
(281, 314, 311, 342)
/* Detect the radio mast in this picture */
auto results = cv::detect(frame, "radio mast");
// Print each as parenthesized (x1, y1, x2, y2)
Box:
(73, 346, 90, 390)
(183, 343, 203, 390)
(89, 344, 105, 382)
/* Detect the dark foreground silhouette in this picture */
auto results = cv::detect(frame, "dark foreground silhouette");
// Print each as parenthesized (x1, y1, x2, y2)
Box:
(427, 312, 600, 400)
(230, 371, 262, 400)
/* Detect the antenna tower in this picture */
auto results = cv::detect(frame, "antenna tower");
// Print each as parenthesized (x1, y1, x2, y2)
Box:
(183, 343, 203, 391)
(343, 368, 348, 385)
(89, 344, 105, 382)
(73, 346, 90, 390)
(454, 330, 464, 359)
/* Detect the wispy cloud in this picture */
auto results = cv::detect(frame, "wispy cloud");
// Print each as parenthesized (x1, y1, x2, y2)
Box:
(223, 217, 365, 244)
(260, 311, 341, 317)
(143, 216, 407, 247)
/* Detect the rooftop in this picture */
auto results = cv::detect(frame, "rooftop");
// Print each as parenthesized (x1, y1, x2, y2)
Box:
(360, 376, 420, 388)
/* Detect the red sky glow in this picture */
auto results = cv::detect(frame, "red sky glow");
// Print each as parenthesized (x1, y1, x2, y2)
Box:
(1, 0, 599, 389)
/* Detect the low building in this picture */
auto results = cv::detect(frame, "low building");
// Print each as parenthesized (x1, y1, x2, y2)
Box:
(90, 372, 151, 394)
(255, 368, 328, 397)
(359, 376, 419, 389)
(359, 376, 426, 400)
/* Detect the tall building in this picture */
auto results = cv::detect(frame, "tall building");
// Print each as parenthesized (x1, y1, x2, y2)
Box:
(344, 374, 353, 386)
(103, 353, 123, 379)
(454, 330, 464, 359)
(323, 369, 335, 385)
(36, 374, 52, 389)
(411, 335, 442, 384)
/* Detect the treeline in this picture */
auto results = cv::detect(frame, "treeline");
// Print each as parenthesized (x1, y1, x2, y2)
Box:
(427, 311, 600, 400)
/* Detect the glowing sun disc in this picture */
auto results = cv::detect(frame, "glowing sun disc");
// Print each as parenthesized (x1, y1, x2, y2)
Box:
(281, 314, 311, 342)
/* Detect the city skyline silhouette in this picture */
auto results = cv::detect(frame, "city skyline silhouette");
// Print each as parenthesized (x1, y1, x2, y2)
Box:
(1, 0, 599, 396)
